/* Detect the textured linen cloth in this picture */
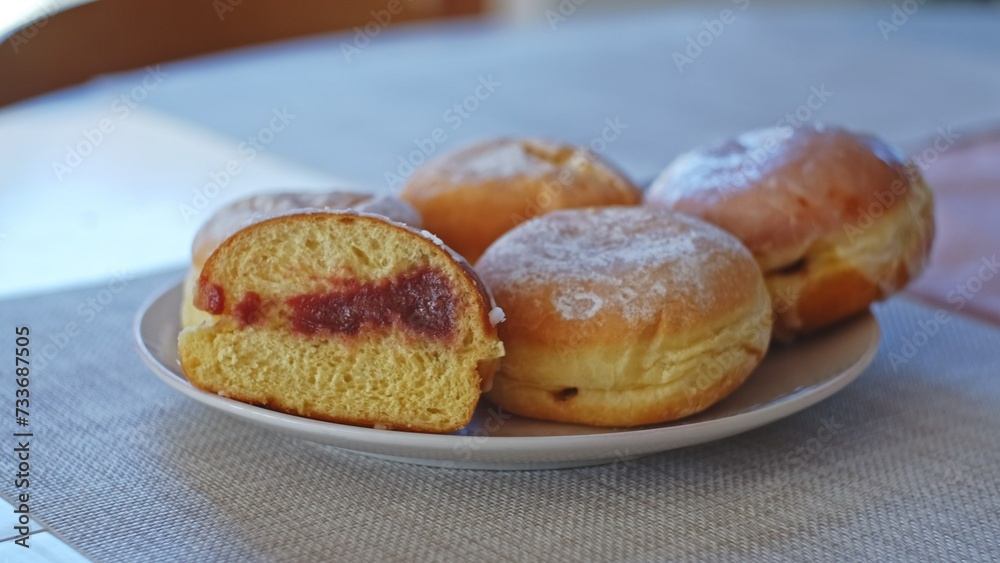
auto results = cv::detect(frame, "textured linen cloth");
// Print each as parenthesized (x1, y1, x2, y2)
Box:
(1, 269, 998, 562)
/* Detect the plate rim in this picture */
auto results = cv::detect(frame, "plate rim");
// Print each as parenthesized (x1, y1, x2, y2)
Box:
(134, 279, 880, 453)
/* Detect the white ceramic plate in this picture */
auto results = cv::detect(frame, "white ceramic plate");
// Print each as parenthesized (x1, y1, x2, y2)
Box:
(135, 279, 880, 470)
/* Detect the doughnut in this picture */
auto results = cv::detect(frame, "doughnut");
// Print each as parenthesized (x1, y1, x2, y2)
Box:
(182, 191, 421, 328)
(178, 210, 505, 433)
(645, 124, 934, 339)
(399, 138, 642, 263)
(475, 206, 772, 427)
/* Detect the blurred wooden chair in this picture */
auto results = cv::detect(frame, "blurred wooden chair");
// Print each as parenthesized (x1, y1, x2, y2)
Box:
(0, 0, 484, 107)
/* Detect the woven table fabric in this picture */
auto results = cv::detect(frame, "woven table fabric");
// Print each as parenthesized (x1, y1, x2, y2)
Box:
(1, 269, 998, 562)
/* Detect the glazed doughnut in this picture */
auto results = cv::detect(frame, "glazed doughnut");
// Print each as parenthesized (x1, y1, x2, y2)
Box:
(178, 211, 505, 433)
(646, 124, 934, 339)
(182, 191, 421, 328)
(476, 206, 772, 427)
(400, 138, 642, 263)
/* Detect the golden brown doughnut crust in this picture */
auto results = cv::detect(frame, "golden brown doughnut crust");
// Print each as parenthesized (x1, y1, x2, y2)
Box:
(476, 207, 773, 427)
(646, 124, 934, 338)
(399, 138, 642, 263)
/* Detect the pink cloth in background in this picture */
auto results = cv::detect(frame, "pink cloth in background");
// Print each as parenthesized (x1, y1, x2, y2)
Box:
(905, 130, 1000, 325)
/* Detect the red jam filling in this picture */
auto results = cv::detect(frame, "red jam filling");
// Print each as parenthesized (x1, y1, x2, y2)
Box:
(195, 280, 225, 314)
(287, 267, 456, 340)
(233, 291, 263, 327)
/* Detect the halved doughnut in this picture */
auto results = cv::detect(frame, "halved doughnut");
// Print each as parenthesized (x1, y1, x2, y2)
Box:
(178, 212, 505, 433)
(181, 191, 421, 328)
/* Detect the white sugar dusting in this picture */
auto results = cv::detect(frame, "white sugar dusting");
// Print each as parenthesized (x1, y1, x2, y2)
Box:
(481, 208, 746, 323)
(488, 307, 506, 326)
(451, 142, 555, 182)
(552, 291, 604, 320)
(357, 195, 423, 228)
(420, 229, 444, 247)
(650, 126, 795, 201)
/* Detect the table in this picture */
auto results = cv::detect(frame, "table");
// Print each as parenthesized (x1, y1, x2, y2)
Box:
(1, 5, 999, 561)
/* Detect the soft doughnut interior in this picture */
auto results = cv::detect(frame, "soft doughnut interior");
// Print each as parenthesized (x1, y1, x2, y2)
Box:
(178, 213, 504, 433)
(183, 192, 422, 332)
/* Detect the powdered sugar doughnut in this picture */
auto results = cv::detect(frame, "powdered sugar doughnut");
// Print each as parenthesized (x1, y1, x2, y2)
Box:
(400, 138, 641, 264)
(646, 124, 934, 339)
(476, 206, 773, 427)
